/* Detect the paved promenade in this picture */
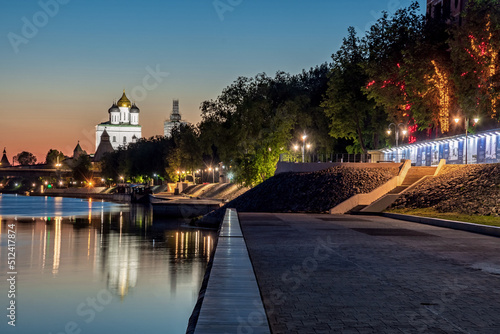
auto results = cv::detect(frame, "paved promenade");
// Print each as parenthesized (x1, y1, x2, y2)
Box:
(239, 213, 500, 333)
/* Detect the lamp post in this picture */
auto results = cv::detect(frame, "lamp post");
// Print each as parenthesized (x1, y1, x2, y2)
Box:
(387, 123, 406, 148)
(209, 167, 214, 183)
(454, 116, 479, 164)
(301, 134, 307, 163)
(387, 123, 407, 162)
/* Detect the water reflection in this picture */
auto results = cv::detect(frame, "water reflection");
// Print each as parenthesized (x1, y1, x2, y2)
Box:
(0, 196, 216, 334)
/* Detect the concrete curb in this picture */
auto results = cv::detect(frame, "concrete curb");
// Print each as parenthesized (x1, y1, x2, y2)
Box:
(381, 212, 500, 238)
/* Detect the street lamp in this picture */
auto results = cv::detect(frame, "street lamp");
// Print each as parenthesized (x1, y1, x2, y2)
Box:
(208, 167, 214, 183)
(301, 134, 307, 163)
(387, 123, 406, 148)
(454, 116, 479, 164)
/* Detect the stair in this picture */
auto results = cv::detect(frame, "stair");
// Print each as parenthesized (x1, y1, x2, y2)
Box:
(387, 186, 408, 194)
(348, 205, 368, 213)
(361, 166, 437, 213)
(402, 167, 436, 186)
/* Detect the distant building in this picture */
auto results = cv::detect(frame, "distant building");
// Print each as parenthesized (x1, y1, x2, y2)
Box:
(73, 141, 87, 160)
(427, 0, 468, 23)
(164, 100, 188, 138)
(96, 90, 142, 151)
(94, 129, 115, 162)
(0, 148, 11, 167)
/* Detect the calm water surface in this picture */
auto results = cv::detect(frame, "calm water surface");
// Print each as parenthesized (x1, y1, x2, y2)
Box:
(0, 194, 215, 334)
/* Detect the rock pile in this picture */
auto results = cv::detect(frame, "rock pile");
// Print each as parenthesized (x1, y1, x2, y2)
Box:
(391, 164, 500, 216)
(203, 165, 399, 222)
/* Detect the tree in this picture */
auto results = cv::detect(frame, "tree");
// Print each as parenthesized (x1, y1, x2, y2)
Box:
(401, 7, 456, 137)
(167, 124, 203, 182)
(14, 151, 37, 165)
(449, 0, 500, 122)
(72, 155, 92, 182)
(322, 27, 386, 153)
(45, 149, 65, 166)
(363, 2, 424, 142)
(199, 67, 334, 186)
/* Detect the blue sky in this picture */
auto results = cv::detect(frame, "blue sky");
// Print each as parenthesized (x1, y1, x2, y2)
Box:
(0, 0, 424, 159)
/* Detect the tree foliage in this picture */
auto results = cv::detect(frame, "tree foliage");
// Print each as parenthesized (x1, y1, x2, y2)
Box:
(449, 0, 500, 121)
(45, 149, 65, 166)
(363, 2, 424, 128)
(72, 155, 92, 182)
(322, 27, 387, 153)
(101, 136, 173, 182)
(14, 151, 37, 165)
(199, 66, 334, 186)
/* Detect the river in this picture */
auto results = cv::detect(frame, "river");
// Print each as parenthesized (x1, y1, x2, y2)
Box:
(0, 194, 215, 334)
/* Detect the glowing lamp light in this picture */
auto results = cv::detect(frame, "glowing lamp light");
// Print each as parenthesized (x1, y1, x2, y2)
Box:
(402, 130, 408, 136)
(454, 117, 460, 124)
(473, 117, 480, 124)
(387, 130, 392, 135)
(301, 135, 307, 141)
(306, 144, 311, 149)
(293, 145, 299, 151)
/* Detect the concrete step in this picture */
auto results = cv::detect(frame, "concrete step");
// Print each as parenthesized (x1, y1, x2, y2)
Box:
(348, 205, 367, 213)
(361, 194, 401, 213)
(402, 167, 436, 186)
(387, 186, 408, 194)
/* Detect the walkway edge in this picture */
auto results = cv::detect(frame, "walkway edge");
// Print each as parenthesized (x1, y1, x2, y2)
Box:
(382, 212, 500, 238)
(190, 208, 271, 334)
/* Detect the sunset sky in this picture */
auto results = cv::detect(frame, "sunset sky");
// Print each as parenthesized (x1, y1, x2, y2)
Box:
(0, 0, 423, 162)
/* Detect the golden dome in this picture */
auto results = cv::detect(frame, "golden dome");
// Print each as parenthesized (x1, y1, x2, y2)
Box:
(117, 90, 131, 108)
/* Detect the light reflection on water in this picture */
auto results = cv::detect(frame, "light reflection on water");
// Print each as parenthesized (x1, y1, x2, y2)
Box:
(0, 194, 215, 334)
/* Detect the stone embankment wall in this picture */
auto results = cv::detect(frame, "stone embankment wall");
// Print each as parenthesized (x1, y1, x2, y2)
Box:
(183, 183, 249, 201)
(206, 166, 400, 218)
(391, 164, 500, 216)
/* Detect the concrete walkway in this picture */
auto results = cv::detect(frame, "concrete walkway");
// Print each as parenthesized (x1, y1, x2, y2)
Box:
(194, 209, 271, 334)
(239, 212, 500, 333)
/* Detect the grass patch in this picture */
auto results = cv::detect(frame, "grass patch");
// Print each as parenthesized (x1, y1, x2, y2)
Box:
(386, 208, 500, 227)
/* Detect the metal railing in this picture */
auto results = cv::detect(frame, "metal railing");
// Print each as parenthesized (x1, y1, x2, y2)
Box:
(279, 153, 372, 163)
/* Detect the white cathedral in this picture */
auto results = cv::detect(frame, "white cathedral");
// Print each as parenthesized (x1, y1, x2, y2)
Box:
(96, 90, 142, 151)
